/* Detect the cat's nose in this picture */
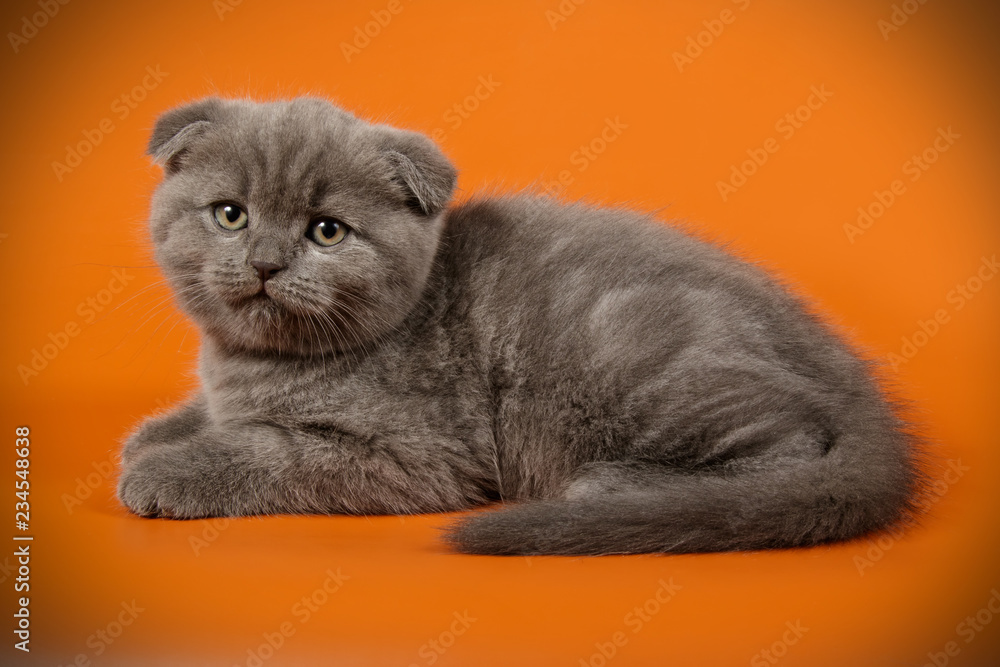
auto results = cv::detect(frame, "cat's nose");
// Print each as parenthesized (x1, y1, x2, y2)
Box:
(250, 260, 284, 282)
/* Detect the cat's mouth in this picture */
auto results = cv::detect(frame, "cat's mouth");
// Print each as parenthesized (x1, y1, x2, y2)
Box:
(219, 283, 334, 342)
(232, 287, 286, 316)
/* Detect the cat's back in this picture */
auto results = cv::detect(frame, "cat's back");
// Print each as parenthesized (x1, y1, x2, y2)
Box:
(438, 194, 784, 346)
(443, 194, 716, 276)
(434, 194, 862, 403)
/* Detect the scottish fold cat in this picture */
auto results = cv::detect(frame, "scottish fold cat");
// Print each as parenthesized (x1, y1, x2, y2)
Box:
(117, 97, 922, 554)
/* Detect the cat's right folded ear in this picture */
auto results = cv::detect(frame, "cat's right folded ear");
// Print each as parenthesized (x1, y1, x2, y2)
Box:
(147, 97, 224, 174)
(379, 129, 458, 217)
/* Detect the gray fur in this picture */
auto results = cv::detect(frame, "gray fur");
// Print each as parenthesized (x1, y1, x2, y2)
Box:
(118, 96, 924, 555)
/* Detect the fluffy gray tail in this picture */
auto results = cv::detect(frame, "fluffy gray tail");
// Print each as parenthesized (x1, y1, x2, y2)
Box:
(444, 434, 925, 555)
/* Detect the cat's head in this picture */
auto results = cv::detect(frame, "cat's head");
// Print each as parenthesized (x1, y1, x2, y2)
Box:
(145, 96, 456, 356)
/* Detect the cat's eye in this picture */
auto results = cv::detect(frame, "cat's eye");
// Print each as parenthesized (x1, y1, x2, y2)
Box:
(307, 217, 349, 247)
(213, 203, 248, 231)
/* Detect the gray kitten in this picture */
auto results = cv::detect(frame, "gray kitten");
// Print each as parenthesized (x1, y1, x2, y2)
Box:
(118, 96, 923, 555)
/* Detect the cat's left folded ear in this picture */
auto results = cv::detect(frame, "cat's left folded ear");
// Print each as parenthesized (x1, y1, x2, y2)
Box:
(147, 97, 225, 174)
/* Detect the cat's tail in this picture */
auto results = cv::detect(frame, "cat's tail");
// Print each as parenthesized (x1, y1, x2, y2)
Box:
(443, 430, 927, 555)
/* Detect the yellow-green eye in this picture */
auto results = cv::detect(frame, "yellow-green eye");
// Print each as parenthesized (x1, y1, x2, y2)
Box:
(308, 217, 349, 247)
(213, 203, 248, 231)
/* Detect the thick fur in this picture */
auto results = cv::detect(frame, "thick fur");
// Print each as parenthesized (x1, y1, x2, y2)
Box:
(118, 96, 924, 555)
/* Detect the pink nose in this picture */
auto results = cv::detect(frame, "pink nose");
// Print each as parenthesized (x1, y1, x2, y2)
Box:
(250, 261, 283, 282)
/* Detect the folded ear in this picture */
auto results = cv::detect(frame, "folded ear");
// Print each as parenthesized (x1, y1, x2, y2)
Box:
(380, 129, 457, 216)
(147, 97, 224, 174)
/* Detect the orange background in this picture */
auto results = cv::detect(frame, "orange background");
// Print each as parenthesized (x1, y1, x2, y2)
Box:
(2, 1, 999, 665)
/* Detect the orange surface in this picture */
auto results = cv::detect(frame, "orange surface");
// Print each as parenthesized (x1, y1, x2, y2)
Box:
(2, 1, 999, 665)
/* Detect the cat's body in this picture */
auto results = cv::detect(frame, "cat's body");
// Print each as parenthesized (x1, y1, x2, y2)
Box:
(118, 97, 922, 554)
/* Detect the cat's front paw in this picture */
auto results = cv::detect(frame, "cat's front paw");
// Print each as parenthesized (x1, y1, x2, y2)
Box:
(117, 447, 223, 519)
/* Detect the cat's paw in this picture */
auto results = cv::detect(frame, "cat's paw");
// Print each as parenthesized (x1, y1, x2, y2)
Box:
(117, 446, 222, 519)
(120, 400, 208, 466)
